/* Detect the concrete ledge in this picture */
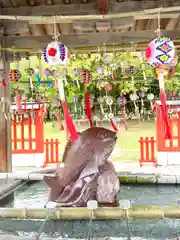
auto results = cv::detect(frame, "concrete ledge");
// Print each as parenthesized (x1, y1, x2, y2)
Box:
(118, 174, 179, 184)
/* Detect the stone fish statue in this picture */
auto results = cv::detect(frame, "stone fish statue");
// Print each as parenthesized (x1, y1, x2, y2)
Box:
(44, 127, 120, 207)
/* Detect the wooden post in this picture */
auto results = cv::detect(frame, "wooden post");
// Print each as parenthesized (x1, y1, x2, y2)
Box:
(0, 24, 11, 172)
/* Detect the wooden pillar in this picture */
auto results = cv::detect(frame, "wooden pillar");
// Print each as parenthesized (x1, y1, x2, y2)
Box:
(0, 24, 12, 172)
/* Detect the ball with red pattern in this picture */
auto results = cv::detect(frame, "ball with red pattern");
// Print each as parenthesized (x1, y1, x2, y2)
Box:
(43, 41, 70, 66)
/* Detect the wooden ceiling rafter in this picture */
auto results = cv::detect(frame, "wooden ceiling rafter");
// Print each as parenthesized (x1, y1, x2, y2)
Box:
(5, 30, 180, 49)
(0, 0, 179, 52)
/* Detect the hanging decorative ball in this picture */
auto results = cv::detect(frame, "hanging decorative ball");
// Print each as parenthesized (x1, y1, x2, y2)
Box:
(104, 55, 110, 65)
(44, 68, 52, 77)
(25, 68, 35, 76)
(147, 93, 154, 101)
(97, 66, 103, 75)
(105, 96, 113, 106)
(108, 113, 114, 119)
(117, 96, 127, 106)
(104, 82, 112, 92)
(127, 66, 137, 75)
(117, 96, 123, 105)
(146, 37, 175, 66)
(43, 41, 70, 66)
(130, 93, 138, 101)
(9, 69, 21, 82)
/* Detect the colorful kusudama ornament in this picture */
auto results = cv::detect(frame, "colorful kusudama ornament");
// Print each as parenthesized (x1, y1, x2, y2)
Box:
(146, 37, 175, 66)
(43, 41, 78, 141)
(43, 41, 71, 66)
(9, 69, 21, 82)
(146, 37, 174, 139)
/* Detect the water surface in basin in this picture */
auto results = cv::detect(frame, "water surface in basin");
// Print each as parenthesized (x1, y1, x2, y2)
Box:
(3, 182, 180, 240)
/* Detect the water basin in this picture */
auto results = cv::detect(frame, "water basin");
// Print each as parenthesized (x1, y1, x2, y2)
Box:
(1, 181, 180, 239)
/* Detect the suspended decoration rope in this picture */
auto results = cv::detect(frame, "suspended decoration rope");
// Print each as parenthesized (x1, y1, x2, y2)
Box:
(145, 8, 175, 139)
(43, 16, 79, 141)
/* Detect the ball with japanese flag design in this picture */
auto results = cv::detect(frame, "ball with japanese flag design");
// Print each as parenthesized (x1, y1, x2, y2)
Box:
(43, 41, 71, 66)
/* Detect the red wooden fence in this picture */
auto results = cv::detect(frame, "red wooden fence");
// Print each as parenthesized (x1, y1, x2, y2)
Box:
(139, 137, 157, 167)
(12, 112, 44, 154)
(42, 139, 61, 168)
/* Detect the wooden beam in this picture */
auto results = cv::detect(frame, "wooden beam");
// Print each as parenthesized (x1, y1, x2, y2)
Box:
(2, 0, 180, 20)
(4, 30, 180, 49)
(166, 17, 180, 30)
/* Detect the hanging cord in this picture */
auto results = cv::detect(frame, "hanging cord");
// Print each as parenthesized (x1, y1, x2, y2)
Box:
(52, 16, 60, 41)
(155, 7, 162, 38)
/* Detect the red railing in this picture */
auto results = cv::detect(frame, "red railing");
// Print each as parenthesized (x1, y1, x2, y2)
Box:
(42, 139, 61, 168)
(139, 136, 157, 167)
(12, 112, 44, 154)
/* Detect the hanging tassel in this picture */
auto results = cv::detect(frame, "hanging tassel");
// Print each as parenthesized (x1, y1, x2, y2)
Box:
(62, 101, 79, 141)
(58, 79, 79, 141)
(2, 77, 6, 87)
(112, 71, 116, 80)
(85, 91, 92, 128)
(36, 74, 41, 86)
(171, 66, 175, 77)
(57, 112, 64, 131)
(85, 71, 92, 128)
(47, 76, 52, 87)
(110, 119, 118, 132)
(15, 88, 22, 114)
(158, 73, 171, 139)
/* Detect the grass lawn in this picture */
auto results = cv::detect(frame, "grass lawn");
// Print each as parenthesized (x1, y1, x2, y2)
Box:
(44, 119, 156, 162)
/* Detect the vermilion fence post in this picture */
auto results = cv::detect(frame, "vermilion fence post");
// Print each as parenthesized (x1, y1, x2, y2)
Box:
(50, 138, 54, 164)
(28, 115, 32, 150)
(139, 136, 157, 167)
(13, 116, 17, 151)
(42, 139, 61, 168)
(21, 114, 25, 150)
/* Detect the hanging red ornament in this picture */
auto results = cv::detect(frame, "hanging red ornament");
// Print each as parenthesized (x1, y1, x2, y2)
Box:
(48, 47, 57, 57)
